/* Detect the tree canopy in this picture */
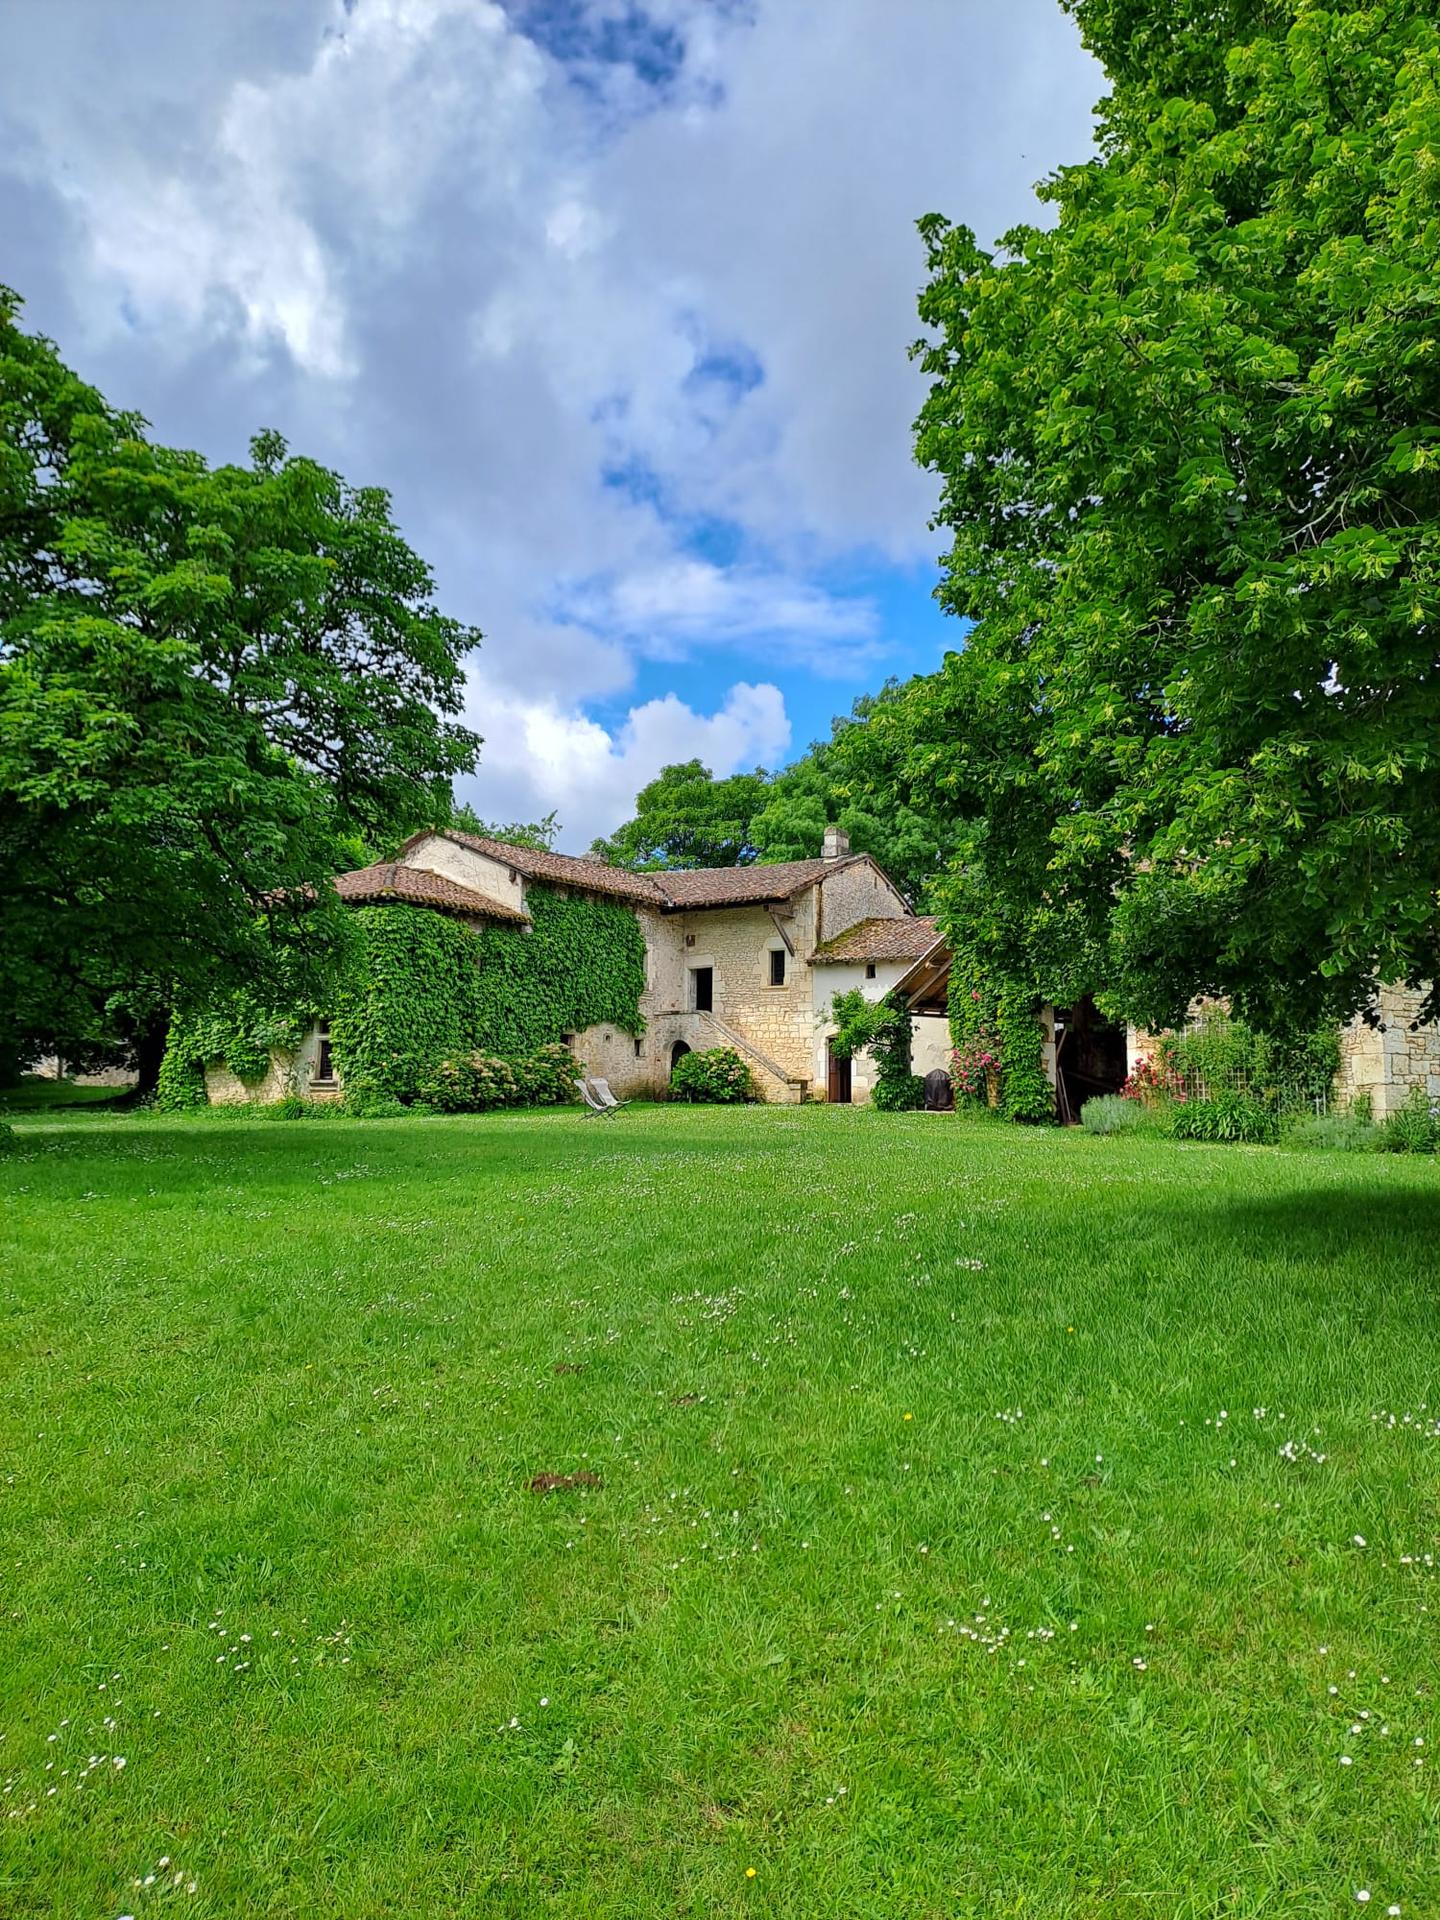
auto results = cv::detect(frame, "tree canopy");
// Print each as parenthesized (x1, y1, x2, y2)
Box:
(0, 289, 481, 1078)
(594, 687, 959, 903)
(907, 0, 1440, 1027)
(590, 759, 771, 869)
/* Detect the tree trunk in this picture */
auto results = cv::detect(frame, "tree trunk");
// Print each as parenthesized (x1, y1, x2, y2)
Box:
(126, 1012, 171, 1104)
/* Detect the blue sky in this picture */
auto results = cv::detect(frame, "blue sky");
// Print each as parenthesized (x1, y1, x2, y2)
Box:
(590, 560, 963, 767)
(0, 0, 1097, 845)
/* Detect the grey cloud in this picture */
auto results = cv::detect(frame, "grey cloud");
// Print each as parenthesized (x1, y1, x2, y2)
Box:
(0, 0, 1098, 838)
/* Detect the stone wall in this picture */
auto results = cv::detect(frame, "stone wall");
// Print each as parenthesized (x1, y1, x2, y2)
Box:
(664, 896, 819, 1083)
(815, 859, 909, 945)
(204, 1028, 333, 1105)
(571, 1020, 655, 1101)
(29, 1058, 137, 1088)
(638, 907, 684, 1028)
(1337, 985, 1440, 1118)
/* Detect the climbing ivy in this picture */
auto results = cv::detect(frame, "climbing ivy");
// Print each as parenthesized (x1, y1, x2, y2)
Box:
(462, 887, 647, 1056)
(947, 946, 1052, 1124)
(153, 1045, 206, 1112)
(156, 886, 647, 1106)
(994, 986, 1054, 1124)
(829, 989, 923, 1110)
(327, 907, 488, 1100)
(156, 997, 309, 1109)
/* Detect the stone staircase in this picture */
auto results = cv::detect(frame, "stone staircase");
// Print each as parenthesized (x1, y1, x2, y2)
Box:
(683, 1010, 808, 1104)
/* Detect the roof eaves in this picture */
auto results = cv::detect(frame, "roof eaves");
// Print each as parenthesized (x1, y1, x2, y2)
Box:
(893, 931, 953, 1002)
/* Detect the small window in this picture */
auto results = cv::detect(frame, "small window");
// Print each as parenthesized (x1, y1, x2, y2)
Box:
(865, 962, 877, 981)
(769, 948, 786, 987)
(315, 1020, 334, 1081)
(634, 1038, 644, 1059)
(560, 1032, 576, 1050)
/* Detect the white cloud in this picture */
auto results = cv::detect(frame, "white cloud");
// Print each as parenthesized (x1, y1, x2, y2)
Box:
(456, 675, 791, 841)
(0, 0, 1099, 838)
(560, 559, 880, 673)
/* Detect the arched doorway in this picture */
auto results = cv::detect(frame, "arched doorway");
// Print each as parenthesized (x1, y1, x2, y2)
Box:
(670, 1041, 691, 1072)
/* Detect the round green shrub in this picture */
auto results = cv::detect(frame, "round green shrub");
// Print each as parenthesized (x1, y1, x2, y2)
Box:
(872, 1073, 925, 1112)
(670, 1048, 756, 1104)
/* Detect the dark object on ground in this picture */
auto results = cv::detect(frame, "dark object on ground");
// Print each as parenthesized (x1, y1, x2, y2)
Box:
(528, 1471, 603, 1493)
(924, 1068, 954, 1112)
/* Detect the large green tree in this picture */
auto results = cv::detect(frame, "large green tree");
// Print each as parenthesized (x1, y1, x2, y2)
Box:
(0, 290, 481, 1085)
(750, 686, 961, 904)
(910, 0, 1440, 1027)
(594, 686, 959, 903)
(590, 759, 772, 869)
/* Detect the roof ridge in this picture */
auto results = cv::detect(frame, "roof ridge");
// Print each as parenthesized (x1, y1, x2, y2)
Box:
(400, 830, 890, 911)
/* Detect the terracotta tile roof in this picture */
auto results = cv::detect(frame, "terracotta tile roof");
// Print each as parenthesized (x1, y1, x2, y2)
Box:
(811, 915, 941, 964)
(406, 832, 668, 906)
(402, 832, 872, 911)
(657, 857, 854, 908)
(333, 862, 530, 924)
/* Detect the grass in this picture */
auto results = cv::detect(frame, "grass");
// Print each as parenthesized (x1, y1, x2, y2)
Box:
(0, 1076, 129, 1113)
(2, 1103, 1438, 1918)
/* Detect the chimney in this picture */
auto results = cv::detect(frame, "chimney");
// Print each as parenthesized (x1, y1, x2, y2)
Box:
(821, 825, 851, 861)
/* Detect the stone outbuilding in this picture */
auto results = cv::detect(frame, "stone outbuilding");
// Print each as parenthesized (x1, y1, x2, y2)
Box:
(807, 913, 950, 1103)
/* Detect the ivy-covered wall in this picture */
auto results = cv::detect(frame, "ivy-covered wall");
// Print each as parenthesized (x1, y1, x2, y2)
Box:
(946, 945, 1054, 1123)
(158, 886, 647, 1106)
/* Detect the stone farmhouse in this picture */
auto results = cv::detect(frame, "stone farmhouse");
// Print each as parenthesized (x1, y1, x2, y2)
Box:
(210, 826, 951, 1107)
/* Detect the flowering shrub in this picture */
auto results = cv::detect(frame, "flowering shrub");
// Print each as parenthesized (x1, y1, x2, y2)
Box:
(417, 1043, 579, 1113)
(669, 1047, 756, 1104)
(949, 1028, 1001, 1102)
(946, 957, 1053, 1122)
(1120, 1054, 1186, 1105)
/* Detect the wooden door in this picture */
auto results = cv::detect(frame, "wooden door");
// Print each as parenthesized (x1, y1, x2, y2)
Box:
(827, 1044, 852, 1105)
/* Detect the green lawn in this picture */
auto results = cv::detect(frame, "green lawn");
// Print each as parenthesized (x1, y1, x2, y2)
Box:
(2, 1106, 1438, 1918)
